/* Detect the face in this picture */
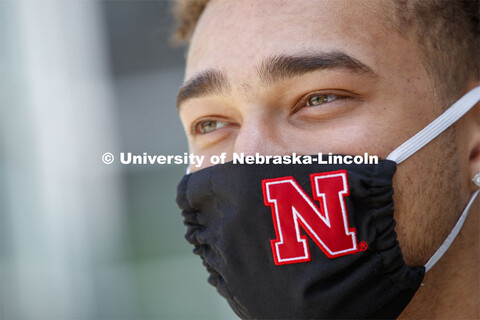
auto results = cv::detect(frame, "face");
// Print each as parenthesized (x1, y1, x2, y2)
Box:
(177, 0, 469, 266)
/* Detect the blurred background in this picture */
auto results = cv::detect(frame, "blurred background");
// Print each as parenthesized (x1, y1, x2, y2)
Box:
(1, 1, 237, 318)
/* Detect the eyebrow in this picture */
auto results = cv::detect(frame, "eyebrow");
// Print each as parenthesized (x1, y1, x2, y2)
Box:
(257, 52, 377, 84)
(176, 51, 377, 108)
(177, 69, 229, 109)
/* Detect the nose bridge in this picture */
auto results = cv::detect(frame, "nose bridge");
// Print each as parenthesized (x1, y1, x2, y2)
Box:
(233, 109, 287, 156)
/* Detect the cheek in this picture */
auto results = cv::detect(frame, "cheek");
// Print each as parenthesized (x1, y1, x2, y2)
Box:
(188, 136, 237, 172)
(278, 114, 398, 158)
(392, 126, 463, 266)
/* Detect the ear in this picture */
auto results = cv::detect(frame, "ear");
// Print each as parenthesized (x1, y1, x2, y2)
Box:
(467, 84, 480, 190)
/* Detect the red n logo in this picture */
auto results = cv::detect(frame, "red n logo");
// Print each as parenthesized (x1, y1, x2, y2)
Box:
(262, 170, 358, 265)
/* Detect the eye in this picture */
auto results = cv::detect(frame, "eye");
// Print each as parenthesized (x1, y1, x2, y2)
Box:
(291, 91, 349, 115)
(193, 119, 229, 134)
(306, 94, 339, 107)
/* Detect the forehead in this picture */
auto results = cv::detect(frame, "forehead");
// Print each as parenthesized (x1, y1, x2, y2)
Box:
(186, 0, 404, 80)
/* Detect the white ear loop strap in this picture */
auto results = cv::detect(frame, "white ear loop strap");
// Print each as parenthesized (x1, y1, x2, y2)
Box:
(387, 86, 480, 164)
(424, 189, 480, 272)
(384, 86, 480, 272)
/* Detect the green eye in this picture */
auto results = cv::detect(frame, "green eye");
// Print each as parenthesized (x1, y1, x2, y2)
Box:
(196, 120, 228, 134)
(307, 94, 338, 106)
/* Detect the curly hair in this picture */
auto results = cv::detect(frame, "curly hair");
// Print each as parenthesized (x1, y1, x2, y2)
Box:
(172, 0, 479, 105)
(172, 0, 209, 42)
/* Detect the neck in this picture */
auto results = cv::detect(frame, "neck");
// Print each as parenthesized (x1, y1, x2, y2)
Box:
(399, 197, 479, 319)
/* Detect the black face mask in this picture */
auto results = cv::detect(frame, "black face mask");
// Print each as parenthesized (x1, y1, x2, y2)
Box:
(176, 87, 480, 319)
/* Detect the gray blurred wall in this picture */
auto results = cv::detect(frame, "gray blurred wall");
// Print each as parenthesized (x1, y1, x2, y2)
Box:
(1, 1, 236, 318)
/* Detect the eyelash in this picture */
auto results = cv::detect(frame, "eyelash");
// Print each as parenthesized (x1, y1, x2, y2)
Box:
(191, 116, 231, 135)
(191, 91, 348, 135)
(291, 91, 347, 114)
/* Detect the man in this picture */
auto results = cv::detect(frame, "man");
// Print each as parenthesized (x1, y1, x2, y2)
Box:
(173, 0, 480, 318)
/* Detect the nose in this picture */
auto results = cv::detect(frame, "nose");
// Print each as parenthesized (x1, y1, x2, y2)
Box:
(233, 110, 289, 156)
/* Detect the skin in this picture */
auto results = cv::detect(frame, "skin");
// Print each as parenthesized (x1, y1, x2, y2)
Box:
(177, 0, 480, 318)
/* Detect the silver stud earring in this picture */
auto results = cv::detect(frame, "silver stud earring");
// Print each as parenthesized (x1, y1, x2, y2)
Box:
(473, 173, 480, 187)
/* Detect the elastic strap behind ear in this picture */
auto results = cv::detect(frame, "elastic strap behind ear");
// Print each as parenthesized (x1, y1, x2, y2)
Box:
(387, 86, 480, 164)
(424, 189, 479, 272)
